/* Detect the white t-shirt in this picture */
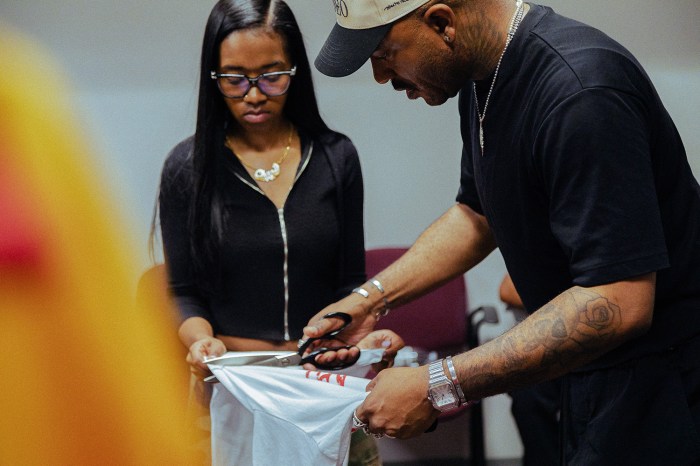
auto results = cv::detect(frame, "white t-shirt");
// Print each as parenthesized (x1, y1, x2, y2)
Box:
(209, 363, 372, 466)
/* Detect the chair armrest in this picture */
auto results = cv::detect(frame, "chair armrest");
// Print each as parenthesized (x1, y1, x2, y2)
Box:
(467, 305, 499, 348)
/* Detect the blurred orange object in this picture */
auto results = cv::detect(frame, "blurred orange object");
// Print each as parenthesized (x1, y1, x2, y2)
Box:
(0, 27, 197, 465)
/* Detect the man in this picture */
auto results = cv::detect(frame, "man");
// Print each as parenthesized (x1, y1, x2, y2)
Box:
(303, 0, 700, 464)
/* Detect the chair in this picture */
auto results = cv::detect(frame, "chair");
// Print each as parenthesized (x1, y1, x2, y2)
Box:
(366, 247, 498, 466)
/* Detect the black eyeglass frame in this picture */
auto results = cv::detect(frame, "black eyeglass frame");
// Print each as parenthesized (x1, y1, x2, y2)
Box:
(210, 66, 297, 98)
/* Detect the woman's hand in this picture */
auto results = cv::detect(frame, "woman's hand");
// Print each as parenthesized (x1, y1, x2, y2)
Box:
(357, 329, 405, 373)
(186, 336, 227, 379)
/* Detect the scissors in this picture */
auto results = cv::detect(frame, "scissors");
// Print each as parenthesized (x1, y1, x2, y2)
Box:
(204, 311, 359, 373)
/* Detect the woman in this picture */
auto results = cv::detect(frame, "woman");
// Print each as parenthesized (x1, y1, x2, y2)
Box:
(156, 1, 399, 464)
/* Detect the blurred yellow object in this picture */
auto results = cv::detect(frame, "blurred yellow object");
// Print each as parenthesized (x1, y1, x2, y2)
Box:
(0, 27, 197, 465)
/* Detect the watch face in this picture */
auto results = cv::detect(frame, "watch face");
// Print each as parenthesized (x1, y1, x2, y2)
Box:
(430, 381, 457, 409)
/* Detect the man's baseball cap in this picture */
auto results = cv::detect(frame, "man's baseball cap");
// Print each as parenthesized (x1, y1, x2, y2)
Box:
(315, 0, 430, 77)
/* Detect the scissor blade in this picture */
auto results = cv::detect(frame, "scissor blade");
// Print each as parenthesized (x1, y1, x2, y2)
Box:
(203, 353, 300, 383)
(204, 352, 288, 367)
(252, 352, 302, 367)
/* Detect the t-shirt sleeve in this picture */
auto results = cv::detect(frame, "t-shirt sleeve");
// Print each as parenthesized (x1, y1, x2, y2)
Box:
(455, 90, 484, 214)
(536, 88, 669, 285)
(456, 145, 484, 214)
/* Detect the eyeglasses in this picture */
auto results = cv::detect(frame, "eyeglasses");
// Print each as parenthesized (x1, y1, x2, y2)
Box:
(210, 66, 296, 98)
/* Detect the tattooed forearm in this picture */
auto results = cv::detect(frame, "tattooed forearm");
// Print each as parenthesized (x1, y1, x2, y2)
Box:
(462, 287, 626, 398)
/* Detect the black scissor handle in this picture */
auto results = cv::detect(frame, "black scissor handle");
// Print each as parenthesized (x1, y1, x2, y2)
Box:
(298, 311, 352, 354)
(301, 345, 360, 370)
(319, 311, 352, 337)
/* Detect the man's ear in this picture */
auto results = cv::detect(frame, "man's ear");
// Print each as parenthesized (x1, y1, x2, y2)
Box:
(423, 4, 456, 40)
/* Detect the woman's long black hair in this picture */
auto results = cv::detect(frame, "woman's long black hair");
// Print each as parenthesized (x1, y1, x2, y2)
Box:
(189, 0, 330, 287)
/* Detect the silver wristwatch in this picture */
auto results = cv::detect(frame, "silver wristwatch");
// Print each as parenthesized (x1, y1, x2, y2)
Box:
(427, 359, 460, 412)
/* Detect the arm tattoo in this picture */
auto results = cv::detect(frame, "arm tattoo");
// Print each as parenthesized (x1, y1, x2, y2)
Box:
(465, 287, 623, 396)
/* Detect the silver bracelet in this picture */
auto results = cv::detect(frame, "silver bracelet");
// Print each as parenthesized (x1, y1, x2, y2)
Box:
(369, 278, 385, 293)
(369, 278, 391, 320)
(352, 287, 370, 298)
(445, 356, 467, 405)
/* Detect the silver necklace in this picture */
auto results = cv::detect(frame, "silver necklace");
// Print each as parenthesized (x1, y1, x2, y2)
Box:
(473, 0, 524, 156)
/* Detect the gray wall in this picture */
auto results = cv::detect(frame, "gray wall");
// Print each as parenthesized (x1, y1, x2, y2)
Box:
(3, 0, 698, 460)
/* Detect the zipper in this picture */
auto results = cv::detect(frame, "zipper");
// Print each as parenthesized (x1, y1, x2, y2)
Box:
(277, 208, 290, 340)
(231, 141, 314, 341)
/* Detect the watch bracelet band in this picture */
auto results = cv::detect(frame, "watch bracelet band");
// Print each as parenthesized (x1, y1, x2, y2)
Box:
(428, 359, 447, 379)
(427, 359, 460, 408)
(445, 355, 467, 405)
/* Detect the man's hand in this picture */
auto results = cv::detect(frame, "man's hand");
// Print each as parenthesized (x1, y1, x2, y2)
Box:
(301, 293, 378, 349)
(355, 365, 439, 439)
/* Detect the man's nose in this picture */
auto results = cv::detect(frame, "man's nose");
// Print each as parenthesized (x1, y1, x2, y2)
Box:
(370, 57, 393, 84)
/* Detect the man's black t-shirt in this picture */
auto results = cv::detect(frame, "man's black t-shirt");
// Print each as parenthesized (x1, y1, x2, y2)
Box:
(456, 5, 700, 369)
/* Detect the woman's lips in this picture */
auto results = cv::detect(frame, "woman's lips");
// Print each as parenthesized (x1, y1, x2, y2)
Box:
(243, 111, 270, 123)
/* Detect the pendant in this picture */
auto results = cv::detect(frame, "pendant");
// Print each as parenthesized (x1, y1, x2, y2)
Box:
(253, 163, 281, 182)
(479, 124, 485, 155)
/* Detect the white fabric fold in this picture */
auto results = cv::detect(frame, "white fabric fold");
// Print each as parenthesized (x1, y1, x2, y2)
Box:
(209, 364, 370, 466)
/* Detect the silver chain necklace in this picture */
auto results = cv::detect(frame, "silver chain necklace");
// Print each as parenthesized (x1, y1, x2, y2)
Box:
(473, 0, 524, 156)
